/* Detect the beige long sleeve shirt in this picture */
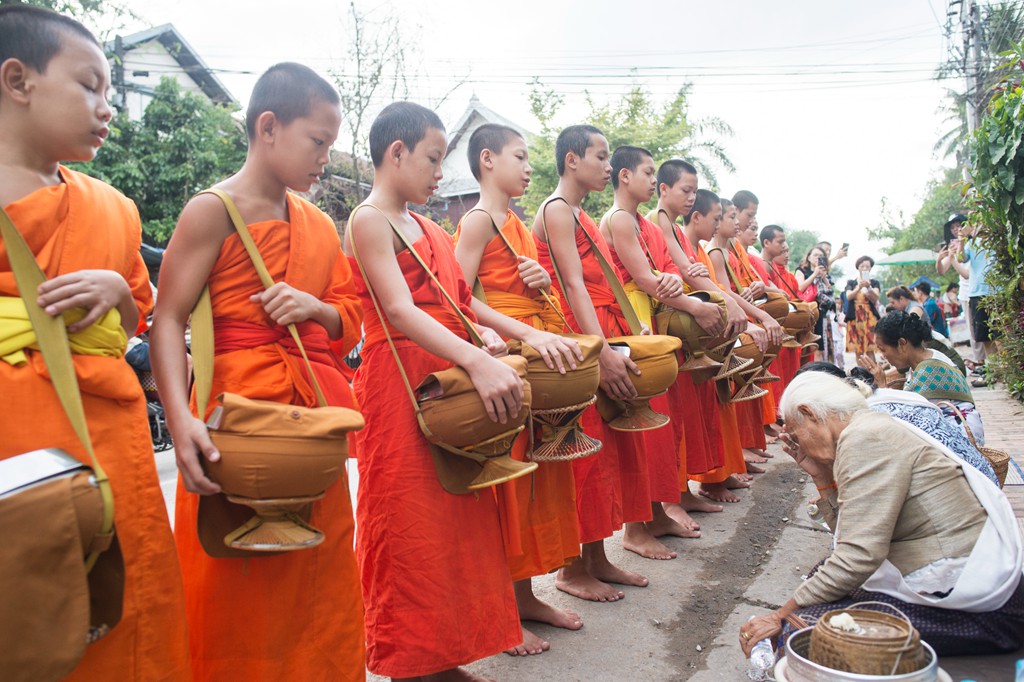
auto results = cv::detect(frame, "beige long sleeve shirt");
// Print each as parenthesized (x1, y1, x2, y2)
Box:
(794, 410, 987, 607)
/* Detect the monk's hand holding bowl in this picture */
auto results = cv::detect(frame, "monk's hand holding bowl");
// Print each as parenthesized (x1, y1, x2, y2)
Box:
(522, 329, 581, 374)
(465, 350, 523, 425)
(599, 343, 640, 401)
(171, 416, 223, 496)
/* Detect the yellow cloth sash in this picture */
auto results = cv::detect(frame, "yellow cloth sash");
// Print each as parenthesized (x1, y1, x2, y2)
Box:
(485, 290, 564, 334)
(622, 281, 654, 329)
(0, 297, 126, 366)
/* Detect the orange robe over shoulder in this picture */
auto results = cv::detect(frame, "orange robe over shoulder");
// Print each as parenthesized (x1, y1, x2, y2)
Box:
(453, 209, 580, 581)
(535, 208, 652, 541)
(352, 214, 520, 677)
(0, 168, 190, 681)
(660, 220, 723, 479)
(174, 194, 365, 681)
(607, 213, 690, 503)
(680, 233, 745, 484)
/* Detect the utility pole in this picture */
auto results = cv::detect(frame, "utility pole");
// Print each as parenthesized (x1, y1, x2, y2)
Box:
(112, 35, 126, 114)
(961, 0, 987, 133)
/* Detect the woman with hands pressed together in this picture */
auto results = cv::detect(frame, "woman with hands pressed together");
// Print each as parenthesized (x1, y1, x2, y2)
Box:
(739, 372, 1024, 659)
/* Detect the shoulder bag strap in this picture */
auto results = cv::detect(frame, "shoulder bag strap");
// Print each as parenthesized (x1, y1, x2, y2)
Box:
(463, 207, 569, 329)
(191, 189, 329, 418)
(345, 204, 447, 438)
(540, 197, 642, 335)
(0, 206, 113, 571)
(706, 244, 746, 294)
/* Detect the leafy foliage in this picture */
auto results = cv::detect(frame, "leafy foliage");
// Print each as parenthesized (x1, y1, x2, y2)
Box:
(1, 0, 139, 39)
(519, 81, 734, 222)
(965, 41, 1024, 400)
(71, 78, 248, 244)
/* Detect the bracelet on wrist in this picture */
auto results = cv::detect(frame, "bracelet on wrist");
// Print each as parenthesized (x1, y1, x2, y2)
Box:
(815, 481, 837, 492)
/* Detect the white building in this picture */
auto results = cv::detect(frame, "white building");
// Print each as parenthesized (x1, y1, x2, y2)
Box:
(106, 24, 236, 120)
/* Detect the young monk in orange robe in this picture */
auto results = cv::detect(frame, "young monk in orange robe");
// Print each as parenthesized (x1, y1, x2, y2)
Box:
(646, 160, 745, 526)
(760, 226, 806, 388)
(453, 123, 583, 657)
(681, 190, 783, 503)
(713, 199, 770, 467)
(0, 8, 189, 680)
(347, 103, 579, 680)
(151, 64, 364, 680)
(601, 146, 730, 558)
(533, 125, 652, 603)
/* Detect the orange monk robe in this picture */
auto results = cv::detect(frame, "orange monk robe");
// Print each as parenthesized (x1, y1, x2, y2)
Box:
(659, 220, 725, 479)
(748, 252, 799, 406)
(678, 233, 746, 485)
(732, 244, 781, 427)
(452, 209, 580, 581)
(767, 262, 808, 382)
(0, 168, 190, 681)
(352, 214, 520, 677)
(718, 246, 766, 451)
(535, 209, 652, 541)
(174, 193, 365, 681)
(607, 213, 692, 503)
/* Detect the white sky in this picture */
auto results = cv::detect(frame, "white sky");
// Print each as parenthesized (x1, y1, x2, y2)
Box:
(121, 0, 963, 278)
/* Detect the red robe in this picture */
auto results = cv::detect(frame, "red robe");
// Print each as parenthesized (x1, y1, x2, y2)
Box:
(174, 193, 365, 680)
(352, 214, 520, 677)
(1, 168, 190, 681)
(679, 232, 746, 484)
(607, 213, 695, 502)
(535, 207, 652, 541)
(644, 216, 723, 479)
(453, 209, 580, 581)
(767, 262, 806, 389)
(723, 243, 768, 451)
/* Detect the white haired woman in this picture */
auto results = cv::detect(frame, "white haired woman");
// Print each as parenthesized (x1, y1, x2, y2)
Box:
(738, 373, 1024, 657)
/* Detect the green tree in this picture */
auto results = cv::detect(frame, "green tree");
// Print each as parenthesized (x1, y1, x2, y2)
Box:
(71, 78, 248, 244)
(519, 81, 734, 222)
(965, 40, 1024, 399)
(1, 0, 139, 37)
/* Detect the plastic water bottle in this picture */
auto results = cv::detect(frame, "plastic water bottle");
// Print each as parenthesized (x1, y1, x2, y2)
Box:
(1015, 657, 1024, 682)
(746, 637, 774, 680)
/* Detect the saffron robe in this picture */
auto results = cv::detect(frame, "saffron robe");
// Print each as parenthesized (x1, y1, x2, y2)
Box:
(724, 242, 770, 449)
(174, 193, 365, 681)
(535, 207, 652, 541)
(679, 232, 746, 485)
(607, 212, 693, 501)
(767, 262, 807, 387)
(0, 168, 190, 681)
(351, 214, 520, 677)
(748, 252, 800, 404)
(649, 214, 724, 479)
(452, 209, 580, 581)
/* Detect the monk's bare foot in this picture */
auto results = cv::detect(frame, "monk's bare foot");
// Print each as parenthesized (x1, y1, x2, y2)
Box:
(648, 503, 700, 538)
(515, 581, 583, 630)
(623, 521, 677, 560)
(677, 490, 723, 514)
(746, 462, 766, 474)
(727, 473, 752, 488)
(589, 561, 649, 587)
(661, 503, 703, 532)
(419, 668, 496, 682)
(699, 482, 741, 503)
(556, 557, 624, 602)
(744, 448, 769, 464)
(504, 627, 549, 656)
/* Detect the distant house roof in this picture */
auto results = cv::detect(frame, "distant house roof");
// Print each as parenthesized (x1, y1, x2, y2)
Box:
(107, 24, 235, 106)
(437, 95, 535, 199)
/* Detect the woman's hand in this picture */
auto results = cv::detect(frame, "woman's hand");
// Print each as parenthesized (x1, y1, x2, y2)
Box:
(739, 612, 783, 657)
(858, 352, 888, 388)
(779, 431, 834, 484)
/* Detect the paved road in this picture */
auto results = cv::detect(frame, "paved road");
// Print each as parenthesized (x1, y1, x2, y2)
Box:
(155, 384, 1024, 680)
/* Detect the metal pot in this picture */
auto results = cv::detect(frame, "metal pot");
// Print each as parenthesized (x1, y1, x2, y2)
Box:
(778, 627, 947, 682)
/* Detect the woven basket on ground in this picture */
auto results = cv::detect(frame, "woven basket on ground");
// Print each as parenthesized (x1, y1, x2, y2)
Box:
(808, 603, 927, 676)
(937, 400, 1010, 488)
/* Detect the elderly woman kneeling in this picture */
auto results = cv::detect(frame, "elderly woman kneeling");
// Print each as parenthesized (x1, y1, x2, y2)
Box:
(738, 372, 1024, 658)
